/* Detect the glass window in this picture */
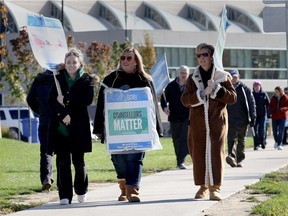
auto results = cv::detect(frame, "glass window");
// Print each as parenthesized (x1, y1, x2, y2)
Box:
(9, 110, 29, 120)
(0, 110, 6, 120)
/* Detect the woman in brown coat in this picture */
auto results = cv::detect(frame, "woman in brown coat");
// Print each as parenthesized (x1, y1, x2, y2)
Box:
(181, 43, 236, 200)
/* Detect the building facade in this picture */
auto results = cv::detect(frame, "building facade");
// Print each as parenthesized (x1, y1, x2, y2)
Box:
(2, 0, 287, 94)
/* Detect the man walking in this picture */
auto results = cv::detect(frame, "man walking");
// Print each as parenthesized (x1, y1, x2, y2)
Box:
(226, 69, 256, 167)
(161, 65, 190, 169)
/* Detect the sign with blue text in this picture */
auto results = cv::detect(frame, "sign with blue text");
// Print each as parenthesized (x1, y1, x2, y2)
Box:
(104, 87, 162, 154)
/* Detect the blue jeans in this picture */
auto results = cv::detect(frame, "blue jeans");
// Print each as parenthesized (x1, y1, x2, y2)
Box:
(111, 153, 145, 188)
(272, 119, 286, 147)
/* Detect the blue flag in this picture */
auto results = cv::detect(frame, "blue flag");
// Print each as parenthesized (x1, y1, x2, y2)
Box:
(213, 5, 230, 70)
(150, 54, 170, 96)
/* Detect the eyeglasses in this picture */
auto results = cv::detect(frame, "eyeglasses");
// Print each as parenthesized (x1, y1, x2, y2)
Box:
(196, 52, 209, 58)
(120, 56, 133, 61)
(65, 52, 80, 58)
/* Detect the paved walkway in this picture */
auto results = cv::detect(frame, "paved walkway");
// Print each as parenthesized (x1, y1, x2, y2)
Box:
(9, 136, 288, 216)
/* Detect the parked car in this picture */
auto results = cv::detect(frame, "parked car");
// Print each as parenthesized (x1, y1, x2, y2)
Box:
(0, 106, 38, 141)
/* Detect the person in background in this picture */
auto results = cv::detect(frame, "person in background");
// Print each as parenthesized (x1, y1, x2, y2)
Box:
(226, 69, 256, 168)
(181, 43, 236, 201)
(269, 86, 288, 150)
(93, 47, 163, 203)
(47, 48, 96, 205)
(282, 87, 288, 144)
(161, 65, 189, 169)
(27, 69, 54, 191)
(252, 81, 270, 150)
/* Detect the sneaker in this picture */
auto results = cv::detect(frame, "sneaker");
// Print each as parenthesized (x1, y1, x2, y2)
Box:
(60, 198, 69, 205)
(278, 146, 284, 150)
(226, 155, 237, 167)
(77, 194, 86, 203)
(274, 142, 278, 149)
(237, 163, 243, 168)
(42, 183, 51, 191)
(177, 163, 187, 169)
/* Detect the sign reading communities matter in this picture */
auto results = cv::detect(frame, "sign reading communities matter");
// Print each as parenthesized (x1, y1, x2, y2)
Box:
(104, 87, 159, 154)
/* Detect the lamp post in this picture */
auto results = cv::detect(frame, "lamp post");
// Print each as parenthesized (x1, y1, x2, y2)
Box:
(124, 0, 128, 41)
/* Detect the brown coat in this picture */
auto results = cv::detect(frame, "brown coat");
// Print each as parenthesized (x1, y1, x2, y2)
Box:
(181, 66, 236, 187)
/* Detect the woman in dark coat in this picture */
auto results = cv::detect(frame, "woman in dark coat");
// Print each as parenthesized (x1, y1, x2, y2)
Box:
(48, 48, 95, 205)
(93, 47, 163, 202)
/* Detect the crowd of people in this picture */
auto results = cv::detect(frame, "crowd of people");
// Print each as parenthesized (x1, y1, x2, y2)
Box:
(26, 44, 288, 205)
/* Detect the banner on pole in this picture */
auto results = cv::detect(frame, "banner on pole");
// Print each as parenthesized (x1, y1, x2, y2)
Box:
(104, 87, 162, 154)
(150, 54, 170, 96)
(27, 14, 68, 71)
(213, 5, 230, 70)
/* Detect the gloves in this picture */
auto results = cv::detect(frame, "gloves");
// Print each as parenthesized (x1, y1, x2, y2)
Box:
(204, 86, 213, 96)
(207, 80, 216, 90)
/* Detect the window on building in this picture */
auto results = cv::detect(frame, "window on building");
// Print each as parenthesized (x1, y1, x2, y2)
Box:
(144, 6, 169, 29)
(99, 5, 121, 29)
(50, 4, 71, 31)
(187, 7, 216, 31)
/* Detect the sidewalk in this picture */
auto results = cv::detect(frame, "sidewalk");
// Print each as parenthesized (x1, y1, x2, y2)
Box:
(9, 136, 288, 216)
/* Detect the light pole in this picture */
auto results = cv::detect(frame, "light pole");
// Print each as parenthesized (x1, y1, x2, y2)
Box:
(124, 0, 128, 41)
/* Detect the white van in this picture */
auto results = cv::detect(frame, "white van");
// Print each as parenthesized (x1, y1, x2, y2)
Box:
(0, 106, 37, 141)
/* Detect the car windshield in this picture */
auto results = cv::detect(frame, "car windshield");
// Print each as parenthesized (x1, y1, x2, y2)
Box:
(9, 110, 30, 119)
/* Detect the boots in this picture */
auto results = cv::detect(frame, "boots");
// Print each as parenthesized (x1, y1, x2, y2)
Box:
(195, 185, 209, 199)
(126, 186, 140, 202)
(118, 179, 127, 201)
(209, 185, 222, 201)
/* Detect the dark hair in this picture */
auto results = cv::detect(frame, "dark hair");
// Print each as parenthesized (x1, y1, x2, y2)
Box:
(196, 43, 215, 56)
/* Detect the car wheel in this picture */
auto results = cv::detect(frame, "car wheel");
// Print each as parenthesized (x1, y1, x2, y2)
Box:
(8, 128, 19, 140)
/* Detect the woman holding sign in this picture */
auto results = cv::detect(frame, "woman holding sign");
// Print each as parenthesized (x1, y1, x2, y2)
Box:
(93, 47, 163, 202)
(181, 43, 236, 201)
(48, 48, 96, 205)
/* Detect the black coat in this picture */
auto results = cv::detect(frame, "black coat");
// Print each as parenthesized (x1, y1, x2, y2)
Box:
(47, 69, 94, 154)
(26, 70, 54, 126)
(93, 69, 163, 142)
(160, 78, 189, 122)
(227, 82, 256, 125)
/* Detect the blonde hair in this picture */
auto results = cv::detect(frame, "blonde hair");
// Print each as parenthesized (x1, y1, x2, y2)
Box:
(64, 47, 85, 66)
(118, 47, 152, 81)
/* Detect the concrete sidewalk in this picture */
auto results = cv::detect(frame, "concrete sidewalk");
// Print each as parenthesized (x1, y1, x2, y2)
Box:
(9, 136, 288, 216)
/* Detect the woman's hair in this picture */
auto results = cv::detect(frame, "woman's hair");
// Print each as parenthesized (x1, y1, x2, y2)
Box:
(275, 86, 284, 95)
(118, 47, 152, 81)
(195, 43, 215, 56)
(64, 47, 85, 66)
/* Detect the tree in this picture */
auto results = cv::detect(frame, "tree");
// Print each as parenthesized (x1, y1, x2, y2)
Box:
(137, 33, 157, 73)
(0, 2, 8, 69)
(2, 27, 41, 104)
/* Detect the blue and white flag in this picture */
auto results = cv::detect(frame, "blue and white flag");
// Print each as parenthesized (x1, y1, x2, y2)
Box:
(150, 54, 170, 96)
(213, 5, 230, 70)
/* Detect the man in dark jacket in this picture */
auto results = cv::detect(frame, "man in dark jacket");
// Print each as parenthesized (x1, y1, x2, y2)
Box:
(161, 65, 190, 169)
(252, 81, 270, 150)
(26, 70, 54, 190)
(226, 69, 256, 167)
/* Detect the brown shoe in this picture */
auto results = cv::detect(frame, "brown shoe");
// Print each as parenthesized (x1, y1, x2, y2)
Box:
(126, 186, 140, 202)
(118, 179, 127, 201)
(209, 185, 222, 201)
(195, 185, 209, 199)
